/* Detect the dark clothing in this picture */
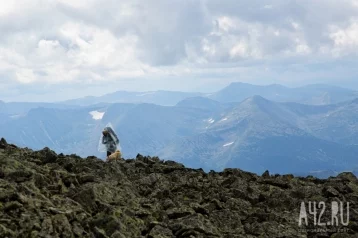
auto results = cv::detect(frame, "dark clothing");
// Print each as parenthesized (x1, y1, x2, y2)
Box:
(107, 151, 111, 157)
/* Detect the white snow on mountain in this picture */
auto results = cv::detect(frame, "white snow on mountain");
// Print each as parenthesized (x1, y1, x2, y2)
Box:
(89, 111, 105, 120)
(208, 118, 215, 124)
(136, 92, 156, 97)
(223, 142, 234, 147)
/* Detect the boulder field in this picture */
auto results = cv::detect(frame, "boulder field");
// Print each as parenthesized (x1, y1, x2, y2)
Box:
(0, 138, 357, 237)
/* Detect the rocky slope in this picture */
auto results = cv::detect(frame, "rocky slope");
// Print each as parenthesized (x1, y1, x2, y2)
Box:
(0, 138, 357, 238)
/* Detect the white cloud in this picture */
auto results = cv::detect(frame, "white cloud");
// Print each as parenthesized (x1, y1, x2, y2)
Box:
(36, 40, 64, 59)
(296, 44, 311, 55)
(15, 68, 36, 84)
(59, 22, 141, 69)
(57, 0, 97, 9)
(291, 21, 300, 30)
(230, 41, 248, 58)
(264, 5, 273, 9)
(330, 20, 358, 47)
(217, 16, 236, 32)
(0, 2, 17, 16)
(1, 0, 358, 101)
(353, 0, 358, 8)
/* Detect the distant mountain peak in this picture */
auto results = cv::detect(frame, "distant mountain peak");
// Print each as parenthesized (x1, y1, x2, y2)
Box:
(228, 82, 288, 89)
(242, 95, 270, 105)
(209, 82, 358, 105)
(226, 82, 255, 88)
(229, 82, 249, 86)
(266, 83, 289, 89)
(175, 97, 224, 111)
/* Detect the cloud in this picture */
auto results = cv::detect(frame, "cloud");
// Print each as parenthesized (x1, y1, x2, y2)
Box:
(329, 18, 358, 56)
(1, 0, 358, 101)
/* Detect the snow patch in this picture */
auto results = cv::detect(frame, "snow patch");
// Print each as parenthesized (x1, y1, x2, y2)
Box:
(136, 92, 156, 97)
(89, 111, 105, 120)
(208, 118, 215, 124)
(223, 142, 234, 147)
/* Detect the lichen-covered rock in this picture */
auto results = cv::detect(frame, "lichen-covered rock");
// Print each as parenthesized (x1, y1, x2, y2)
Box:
(148, 225, 173, 238)
(0, 141, 358, 237)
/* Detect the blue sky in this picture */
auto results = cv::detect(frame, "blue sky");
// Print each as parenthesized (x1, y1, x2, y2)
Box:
(1, 0, 358, 102)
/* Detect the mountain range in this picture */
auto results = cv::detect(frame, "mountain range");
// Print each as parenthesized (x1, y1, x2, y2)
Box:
(60, 82, 358, 106)
(62, 91, 203, 106)
(209, 82, 358, 105)
(1, 82, 358, 176)
(161, 96, 358, 174)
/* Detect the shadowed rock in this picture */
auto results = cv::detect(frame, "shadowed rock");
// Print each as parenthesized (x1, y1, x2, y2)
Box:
(0, 138, 7, 149)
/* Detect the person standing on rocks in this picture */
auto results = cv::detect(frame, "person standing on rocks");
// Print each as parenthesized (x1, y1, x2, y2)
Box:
(101, 127, 120, 158)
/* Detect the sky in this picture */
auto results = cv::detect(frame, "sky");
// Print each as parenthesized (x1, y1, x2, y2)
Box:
(1, 0, 358, 102)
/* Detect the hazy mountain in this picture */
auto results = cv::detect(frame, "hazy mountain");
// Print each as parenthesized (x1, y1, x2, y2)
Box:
(209, 82, 358, 105)
(0, 113, 10, 124)
(299, 99, 358, 145)
(0, 102, 216, 159)
(175, 96, 234, 112)
(2, 94, 358, 176)
(208, 83, 290, 103)
(0, 106, 106, 156)
(59, 82, 358, 108)
(159, 96, 358, 174)
(100, 102, 217, 157)
(296, 84, 358, 104)
(0, 101, 81, 116)
(63, 90, 203, 106)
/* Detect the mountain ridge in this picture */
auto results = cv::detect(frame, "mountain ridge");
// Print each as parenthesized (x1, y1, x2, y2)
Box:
(54, 82, 358, 107)
(209, 82, 358, 105)
(2, 93, 358, 177)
